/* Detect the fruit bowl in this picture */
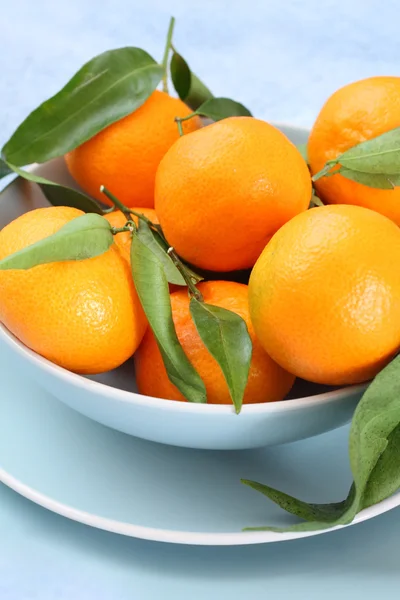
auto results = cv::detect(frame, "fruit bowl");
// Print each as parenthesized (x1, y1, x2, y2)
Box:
(0, 124, 366, 450)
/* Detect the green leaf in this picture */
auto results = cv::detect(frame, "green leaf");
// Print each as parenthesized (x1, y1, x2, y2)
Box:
(130, 233, 207, 403)
(0, 158, 13, 180)
(170, 48, 213, 110)
(338, 168, 400, 189)
(363, 424, 400, 508)
(0, 213, 113, 270)
(7, 164, 103, 214)
(337, 127, 400, 174)
(2, 48, 163, 166)
(242, 354, 400, 532)
(170, 52, 191, 100)
(185, 72, 214, 111)
(195, 97, 252, 121)
(136, 219, 186, 286)
(189, 298, 252, 413)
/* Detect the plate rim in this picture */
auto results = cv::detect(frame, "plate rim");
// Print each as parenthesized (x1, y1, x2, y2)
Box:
(1, 466, 399, 546)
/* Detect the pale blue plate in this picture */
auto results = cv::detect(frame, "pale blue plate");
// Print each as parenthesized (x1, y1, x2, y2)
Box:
(0, 343, 398, 545)
(0, 124, 366, 451)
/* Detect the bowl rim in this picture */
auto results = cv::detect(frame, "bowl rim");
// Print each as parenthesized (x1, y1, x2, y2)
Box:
(0, 323, 368, 415)
(0, 122, 368, 415)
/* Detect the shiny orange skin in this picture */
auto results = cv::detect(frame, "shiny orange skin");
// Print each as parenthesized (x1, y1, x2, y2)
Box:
(155, 117, 311, 272)
(104, 208, 159, 262)
(65, 91, 201, 208)
(135, 281, 295, 405)
(0, 207, 147, 374)
(249, 205, 400, 386)
(308, 77, 400, 225)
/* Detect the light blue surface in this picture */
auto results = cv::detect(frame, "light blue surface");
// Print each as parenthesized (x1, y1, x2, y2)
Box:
(1, 0, 400, 596)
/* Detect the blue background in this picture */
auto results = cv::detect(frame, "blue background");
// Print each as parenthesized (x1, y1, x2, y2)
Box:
(1, 0, 400, 597)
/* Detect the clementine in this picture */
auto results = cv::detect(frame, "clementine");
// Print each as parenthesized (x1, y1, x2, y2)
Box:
(308, 76, 400, 225)
(0, 207, 147, 374)
(249, 204, 400, 386)
(155, 117, 311, 272)
(65, 90, 201, 208)
(135, 281, 295, 404)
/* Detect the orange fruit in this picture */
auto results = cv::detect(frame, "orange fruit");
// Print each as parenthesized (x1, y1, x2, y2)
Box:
(155, 117, 311, 272)
(135, 281, 295, 404)
(65, 91, 201, 208)
(0, 207, 147, 374)
(249, 204, 400, 386)
(308, 76, 400, 225)
(104, 208, 159, 262)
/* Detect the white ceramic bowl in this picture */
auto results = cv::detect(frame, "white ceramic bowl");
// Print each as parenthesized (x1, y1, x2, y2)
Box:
(0, 125, 366, 450)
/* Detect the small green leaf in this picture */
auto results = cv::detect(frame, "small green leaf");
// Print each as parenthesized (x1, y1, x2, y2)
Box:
(130, 233, 207, 403)
(242, 354, 400, 532)
(170, 49, 213, 110)
(0, 213, 113, 270)
(2, 47, 163, 166)
(195, 97, 252, 121)
(0, 158, 13, 180)
(338, 168, 400, 189)
(136, 219, 186, 286)
(189, 298, 252, 413)
(185, 72, 214, 111)
(338, 127, 400, 174)
(7, 164, 103, 214)
(170, 52, 191, 100)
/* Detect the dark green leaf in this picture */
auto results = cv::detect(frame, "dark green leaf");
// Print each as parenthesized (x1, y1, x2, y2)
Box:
(0, 158, 13, 180)
(195, 97, 252, 121)
(170, 49, 213, 110)
(189, 298, 252, 413)
(130, 233, 207, 403)
(7, 164, 103, 214)
(2, 47, 163, 165)
(170, 52, 191, 101)
(338, 168, 400, 189)
(0, 213, 113, 270)
(242, 354, 400, 532)
(136, 219, 186, 286)
(185, 72, 214, 111)
(338, 127, 400, 174)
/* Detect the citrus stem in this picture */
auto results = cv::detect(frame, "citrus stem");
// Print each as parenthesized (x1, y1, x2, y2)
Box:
(174, 112, 198, 136)
(100, 186, 132, 221)
(161, 16, 176, 94)
(312, 160, 338, 182)
(111, 224, 135, 235)
(167, 247, 203, 301)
